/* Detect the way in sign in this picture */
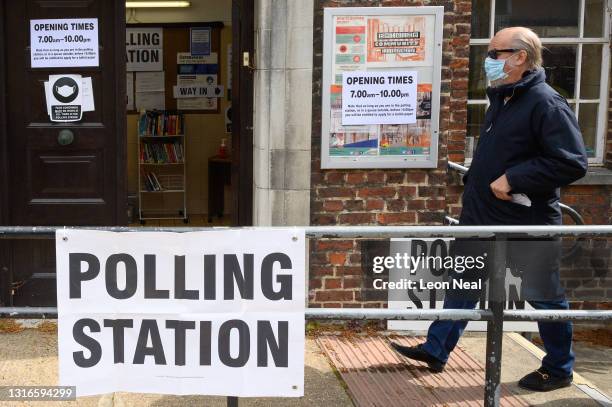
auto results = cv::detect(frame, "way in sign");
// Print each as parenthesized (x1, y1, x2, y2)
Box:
(176, 86, 214, 97)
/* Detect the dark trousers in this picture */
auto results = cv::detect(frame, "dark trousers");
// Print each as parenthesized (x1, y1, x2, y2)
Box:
(421, 298, 575, 377)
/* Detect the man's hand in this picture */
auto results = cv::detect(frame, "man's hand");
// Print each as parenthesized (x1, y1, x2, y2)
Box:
(490, 174, 512, 201)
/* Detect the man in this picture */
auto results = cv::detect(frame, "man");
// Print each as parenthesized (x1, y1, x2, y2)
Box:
(391, 27, 588, 392)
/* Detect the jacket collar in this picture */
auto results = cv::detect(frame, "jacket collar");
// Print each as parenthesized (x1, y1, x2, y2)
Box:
(486, 68, 546, 100)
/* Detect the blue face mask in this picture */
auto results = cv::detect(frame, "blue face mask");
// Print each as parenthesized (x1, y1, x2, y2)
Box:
(484, 56, 509, 82)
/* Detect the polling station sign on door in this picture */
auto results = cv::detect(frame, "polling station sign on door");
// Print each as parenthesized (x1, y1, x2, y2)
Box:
(321, 7, 444, 169)
(55, 229, 305, 397)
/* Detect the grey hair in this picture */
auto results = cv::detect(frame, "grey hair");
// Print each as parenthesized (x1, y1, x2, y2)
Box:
(509, 27, 543, 70)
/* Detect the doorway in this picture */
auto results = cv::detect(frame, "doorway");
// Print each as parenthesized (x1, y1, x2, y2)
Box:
(0, 0, 254, 306)
(125, 0, 253, 228)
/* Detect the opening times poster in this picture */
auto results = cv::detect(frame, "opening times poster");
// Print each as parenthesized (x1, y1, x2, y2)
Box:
(322, 7, 443, 168)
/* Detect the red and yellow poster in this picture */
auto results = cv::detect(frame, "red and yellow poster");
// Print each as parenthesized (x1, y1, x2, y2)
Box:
(367, 16, 428, 65)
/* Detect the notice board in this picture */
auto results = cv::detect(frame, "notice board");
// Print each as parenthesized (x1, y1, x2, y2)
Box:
(126, 22, 223, 114)
(321, 7, 444, 169)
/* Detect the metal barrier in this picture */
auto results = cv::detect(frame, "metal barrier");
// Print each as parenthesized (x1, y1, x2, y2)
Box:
(448, 160, 470, 174)
(1, 225, 611, 407)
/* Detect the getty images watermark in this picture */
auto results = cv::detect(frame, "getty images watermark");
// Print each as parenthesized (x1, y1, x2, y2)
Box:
(373, 237, 610, 303)
(371, 240, 488, 291)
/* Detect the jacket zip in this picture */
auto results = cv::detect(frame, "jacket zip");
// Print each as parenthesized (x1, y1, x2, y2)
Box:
(488, 87, 517, 135)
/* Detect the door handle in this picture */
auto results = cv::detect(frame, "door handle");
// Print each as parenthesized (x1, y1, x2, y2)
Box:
(58, 129, 74, 146)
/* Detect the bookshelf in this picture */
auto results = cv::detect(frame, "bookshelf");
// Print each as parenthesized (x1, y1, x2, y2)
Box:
(138, 110, 188, 224)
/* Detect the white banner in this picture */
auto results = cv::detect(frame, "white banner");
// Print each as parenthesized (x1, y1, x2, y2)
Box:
(56, 229, 306, 397)
(30, 19, 99, 68)
(342, 71, 417, 125)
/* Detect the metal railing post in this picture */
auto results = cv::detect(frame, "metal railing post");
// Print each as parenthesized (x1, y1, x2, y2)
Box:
(484, 234, 507, 407)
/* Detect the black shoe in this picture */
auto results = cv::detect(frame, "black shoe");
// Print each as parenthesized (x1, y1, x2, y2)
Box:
(518, 368, 573, 392)
(390, 342, 445, 373)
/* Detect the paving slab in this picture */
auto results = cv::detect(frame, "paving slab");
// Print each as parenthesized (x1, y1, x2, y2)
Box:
(0, 329, 104, 407)
(0, 328, 352, 407)
(317, 334, 527, 407)
(571, 341, 612, 398)
(459, 332, 606, 407)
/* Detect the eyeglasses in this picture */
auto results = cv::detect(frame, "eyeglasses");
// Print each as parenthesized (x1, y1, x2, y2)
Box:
(487, 48, 520, 59)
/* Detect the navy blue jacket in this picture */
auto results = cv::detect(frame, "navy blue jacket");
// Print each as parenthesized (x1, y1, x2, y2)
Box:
(460, 69, 588, 226)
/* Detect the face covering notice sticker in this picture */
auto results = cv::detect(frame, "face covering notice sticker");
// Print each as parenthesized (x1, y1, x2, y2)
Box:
(44, 74, 95, 122)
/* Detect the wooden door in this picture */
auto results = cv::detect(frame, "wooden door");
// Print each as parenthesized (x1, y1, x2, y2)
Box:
(0, 0, 126, 306)
(231, 0, 254, 226)
(5, 0, 126, 226)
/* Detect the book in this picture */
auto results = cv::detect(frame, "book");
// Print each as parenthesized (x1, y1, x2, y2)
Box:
(138, 110, 185, 137)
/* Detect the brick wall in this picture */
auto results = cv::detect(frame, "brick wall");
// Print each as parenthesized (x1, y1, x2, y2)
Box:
(310, 0, 471, 308)
(561, 185, 612, 314)
(561, 185, 612, 225)
(561, 237, 612, 301)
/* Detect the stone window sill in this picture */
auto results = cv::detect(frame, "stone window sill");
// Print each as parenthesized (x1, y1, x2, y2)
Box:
(571, 167, 612, 186)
